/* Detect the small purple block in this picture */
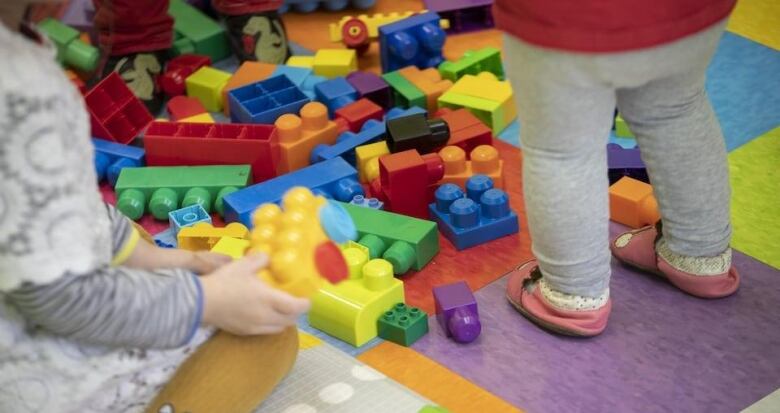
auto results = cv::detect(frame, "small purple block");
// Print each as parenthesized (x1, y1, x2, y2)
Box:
(346, 71, 393, 109)
(433, 281, 481, 343)
(607, 143, 648, 184)
(60, 0, 95, 33)
(423, 0, 494, 33)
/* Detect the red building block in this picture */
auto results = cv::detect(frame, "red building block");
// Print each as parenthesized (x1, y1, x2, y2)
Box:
(334, 98, 384, 134)
(166, 96, 208, 121)
(159, 54, 212, 97)
(436, 108, 492, 153)
(143, 121, 279, 183)
(85, 72, 153, 144)
(375, 149, 444, 219)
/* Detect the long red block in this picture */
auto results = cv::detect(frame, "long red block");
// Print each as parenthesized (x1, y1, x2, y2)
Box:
(436, 108, 492, 153)
(374, 149, 444, 219)
(144, 121, 280, 183)
(334, 98, 384, 133)
(86, 72, 153, 144)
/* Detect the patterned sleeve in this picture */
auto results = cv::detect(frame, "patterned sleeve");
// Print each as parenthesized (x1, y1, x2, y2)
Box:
(5, 266, 204, 349)
(104, 203, 142, 266)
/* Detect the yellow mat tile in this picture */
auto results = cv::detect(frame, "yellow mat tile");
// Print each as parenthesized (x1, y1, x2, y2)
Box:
(727, 0, 780, 51)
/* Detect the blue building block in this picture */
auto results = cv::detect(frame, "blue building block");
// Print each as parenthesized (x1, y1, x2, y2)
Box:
(272, 65, 326, 100)
(153, 227, 177, 248)
(279, 0, 376, 14)
(379, 12, 446, 73)
(350, 194, 384, 210)
(429, 175, 519, 250)
(228, 75, 310, 124)
(92, 138, 145, 186)
(315, 77, 358, 116)
(222, 156, 363, 227)
(168, 204, 212, 236)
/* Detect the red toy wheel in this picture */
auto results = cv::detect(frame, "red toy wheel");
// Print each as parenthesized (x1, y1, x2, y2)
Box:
(342, 18, 369, 50)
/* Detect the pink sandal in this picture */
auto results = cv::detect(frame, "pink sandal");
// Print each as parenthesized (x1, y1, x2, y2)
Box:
(505, 260, 612, 337)
(610, 223, 740, 298)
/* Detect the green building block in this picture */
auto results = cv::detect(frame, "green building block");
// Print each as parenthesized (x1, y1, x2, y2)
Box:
(439, 47, 504, 82)
(377, 303, 429, 346)
(614, 114, 634, 138)
(339, 202, 439, 275)
(382, 70, 426, 109)
(438, 73, 517, 135)
(169, 0, 230, 62)
(115, 165, 251, 220)
(418, 406, 451, 413)
(37, 18, 99, 71)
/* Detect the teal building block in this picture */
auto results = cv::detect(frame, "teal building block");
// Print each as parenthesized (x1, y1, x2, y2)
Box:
(377, 303, 429, 346)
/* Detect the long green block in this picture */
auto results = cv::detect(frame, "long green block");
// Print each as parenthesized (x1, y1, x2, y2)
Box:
(169, 0, 230, 61)
(382, 71, 426, 109)
(37, 18, 99, 71)
(339, 202, 439, 274)
(377, 303, 429, 346)
(115, 165, 251, 220)
(439, 47, 504, 82)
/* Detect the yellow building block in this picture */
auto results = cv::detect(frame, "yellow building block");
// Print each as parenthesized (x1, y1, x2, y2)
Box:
(248, 187, 355, 298)
(340, 240, 371, 279)
(309, 255, 405, 347)
(178, 222, 249, 251)
(438, 72, 517, 135)
(355, 141, 389, 183)
(185, 66, 231, 112)
(313, 49, 358, 78)
(179, 112, 215, 123)
(210, 236, 250, 259)
(287, 55, 315, 69)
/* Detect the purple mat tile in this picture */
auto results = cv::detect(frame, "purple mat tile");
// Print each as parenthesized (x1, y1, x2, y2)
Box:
(413, 223, 780, 413)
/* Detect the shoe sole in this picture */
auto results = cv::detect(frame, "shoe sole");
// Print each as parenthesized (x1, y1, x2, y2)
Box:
(505, 292, 594, 338)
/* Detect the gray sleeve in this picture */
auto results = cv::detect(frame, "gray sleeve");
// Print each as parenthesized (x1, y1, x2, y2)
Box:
(104, 202, 137, 256)
(6, 266, 204, 349)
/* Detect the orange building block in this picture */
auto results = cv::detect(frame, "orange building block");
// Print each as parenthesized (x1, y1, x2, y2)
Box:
(439, 145, 504, 189)
(222, 61, 277, 115)
(609, 176, 661, 228)
(398, 66, 453, 112)
(274, 102, 340, 174)
(436, 108, 493, 153)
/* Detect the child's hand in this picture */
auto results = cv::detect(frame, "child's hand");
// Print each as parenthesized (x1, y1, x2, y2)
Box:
(188, 251, 232, 274)
(200, 254, 311, 336)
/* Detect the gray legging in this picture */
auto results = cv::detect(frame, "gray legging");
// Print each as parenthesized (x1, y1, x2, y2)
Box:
(503, 19, 732, 297)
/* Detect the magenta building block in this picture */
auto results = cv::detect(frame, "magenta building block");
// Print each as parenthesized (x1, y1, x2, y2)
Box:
(346, 71, 393, 109)
(607, 143, 648, 184)
(433, 281, 481, 343)
(423, 0, 494, 33)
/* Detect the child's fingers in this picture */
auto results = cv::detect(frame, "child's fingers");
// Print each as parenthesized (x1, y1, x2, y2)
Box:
(269, 291, 311, 316)
(227, 253, 269, 274)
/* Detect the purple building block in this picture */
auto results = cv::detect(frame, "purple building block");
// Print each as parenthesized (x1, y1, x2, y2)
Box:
(433, 281, 481, 343)
(346, 71, 393, 109)
(60, 0, 95, 34)
(607, 143, 648, 184)
(424, 0, 494, 34)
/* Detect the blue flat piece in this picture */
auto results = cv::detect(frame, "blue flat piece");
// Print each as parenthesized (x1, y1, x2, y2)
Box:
(168, 204, 212, 236)
(92, 138, 145, 186)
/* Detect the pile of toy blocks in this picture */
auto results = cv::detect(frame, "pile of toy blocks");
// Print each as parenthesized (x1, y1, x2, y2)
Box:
(54, 1, 517, 351)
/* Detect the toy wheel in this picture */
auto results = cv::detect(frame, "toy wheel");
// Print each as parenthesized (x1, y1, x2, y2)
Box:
(342, 18, 369, 50)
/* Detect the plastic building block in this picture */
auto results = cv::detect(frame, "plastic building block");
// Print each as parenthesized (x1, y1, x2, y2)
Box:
(144, 121, 280, 183)
(311, 119, 385, 165)
(248, 187, 356, 297)
(92, 138, 145, 186)
(329, 12, 416, 54)
(210, 236, 250, 259)
(221, 61, 277, 115)
(340, 240, 371, 279)
(432, 280, 481, 343)
(85, 72, 153, 144)
(425, 0, 493, 33)
(439, 145, 504, 189)
(334, 98, 384, 133)
(439, 47, 503, 81)
(280, 0, 376, 14)
(429, 176, 519, 250)
(378, 12, 446, 73)
(386, 112, 450, 154)
(185, 66, 231, 112)
(178, 222, 249, 251)
(271, 65, 326, 100)
(397, 66, 453, 112)
(375, 149, 444, 219)
(37, 18, 98, 71)
(153, 227, 177, 248)
(180, 113, 215, 123)
(436, 107, 493, 153)
(309, 256, 404, 346)
(313, 49, 358, 78)
(438, 72, 517, 135)
(350, 195, 384, 210)
(382, 70, 426, 109)
(355, 141, 389, 183)
(274, 102, 339, 173)
(169, 0, 230, 61)
(377, 303, 429, 346)
(168, 204, 212, 236)
(418, 406, 451, 413)
(115, 165, 251, 220)
(59, 0, 95, 33)
(166, 96, 207, 121)
(609, 176, 660, 228)
(346, 71, 392, 109)
(340, 201, 439, 274)
(607, 143, 648, 184)
(286, 55, 314, 68)
(614, 113, 634, 137)
(314, 77, 358, 116)
(160, 54, 212, 97)
(229, 75, 310, 124)
(223, 157, 363, 227)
